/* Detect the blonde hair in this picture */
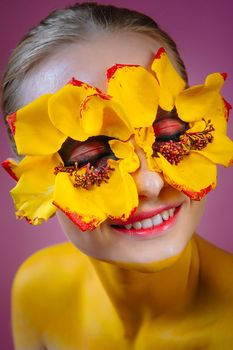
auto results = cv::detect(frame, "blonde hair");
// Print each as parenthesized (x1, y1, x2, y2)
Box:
(1, 2, 188, 151)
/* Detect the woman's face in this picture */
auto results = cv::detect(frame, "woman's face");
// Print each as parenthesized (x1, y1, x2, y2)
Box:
(21, 32, 205, 269)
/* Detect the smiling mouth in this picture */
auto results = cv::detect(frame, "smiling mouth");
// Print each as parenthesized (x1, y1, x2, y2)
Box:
(111, 205, 181, 237)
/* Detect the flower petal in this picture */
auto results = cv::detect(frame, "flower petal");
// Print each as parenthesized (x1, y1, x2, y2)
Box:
(205, 73, 225, 91)
(53, 160, 138, 231)
(151, 48, 186, 111)
(156, 152, 217, 200)
(2, 159, 19, 181)
(134, 126, 155, 158)
(106, 160, 138, 221)
(146, 156, 162, 173)
(109, 140, 140, 173)
(176, 86, 216, 122)
(175, 73, 226, 127)
(14, 94, 66, 155)
(49, 82, 97, 141)
(194, 132, 233, 167)
(133, 126, 162, 172)
(187, 120, 207, 133)
(81, 94, 133, 140)
(208, 97, 228, 134)
(10, 154, 62, 225)
(223, 98, 232, 122)
(53, 172, 106, 231)
(107, 64, 159, 128)
(6, 112, 16, 135)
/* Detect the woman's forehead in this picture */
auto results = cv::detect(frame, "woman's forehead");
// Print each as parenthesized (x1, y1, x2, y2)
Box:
(19, 32, 163, 107)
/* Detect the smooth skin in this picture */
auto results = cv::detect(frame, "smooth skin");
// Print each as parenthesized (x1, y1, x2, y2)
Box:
(12, 33, 233, 349)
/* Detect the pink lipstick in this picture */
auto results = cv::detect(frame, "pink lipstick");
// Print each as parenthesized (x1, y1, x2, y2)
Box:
(111, 204, 182, 238)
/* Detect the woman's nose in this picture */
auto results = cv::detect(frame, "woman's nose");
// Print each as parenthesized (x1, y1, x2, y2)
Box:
(133, 148, 164, 199)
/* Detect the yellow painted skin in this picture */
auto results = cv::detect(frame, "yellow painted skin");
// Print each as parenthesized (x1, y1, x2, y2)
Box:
(12, 234, 233, 350)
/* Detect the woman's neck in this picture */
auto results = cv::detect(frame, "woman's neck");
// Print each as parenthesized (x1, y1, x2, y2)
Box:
(90, 237, 200, 339)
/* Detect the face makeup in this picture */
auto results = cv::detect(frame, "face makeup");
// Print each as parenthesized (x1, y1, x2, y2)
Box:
(12, 33, 208, 266)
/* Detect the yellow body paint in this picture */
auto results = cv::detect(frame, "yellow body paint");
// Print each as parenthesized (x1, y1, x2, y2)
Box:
(12, 234, 233, 349)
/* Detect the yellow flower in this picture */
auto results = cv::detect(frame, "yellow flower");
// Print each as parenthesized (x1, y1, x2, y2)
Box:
(150, 48, 233, 200)
(3, 155, 60, 225)
(3, 48, 233, 231)
(4, 70, 156, 229)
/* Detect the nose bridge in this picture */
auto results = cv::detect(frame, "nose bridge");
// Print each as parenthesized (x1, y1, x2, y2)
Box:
(133, 147, 164, 198)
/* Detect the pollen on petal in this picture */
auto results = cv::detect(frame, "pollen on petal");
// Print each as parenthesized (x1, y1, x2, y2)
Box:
(6, 112, 16, 135)
(2, 160, 18, 181)
(53, 201, 100, 231)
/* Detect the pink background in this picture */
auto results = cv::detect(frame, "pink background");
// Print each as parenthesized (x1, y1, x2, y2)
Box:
(1, 0, 233, 348)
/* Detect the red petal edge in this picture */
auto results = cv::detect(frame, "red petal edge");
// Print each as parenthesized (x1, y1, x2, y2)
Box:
(16, 210, 55, 225)
(67, 77, 102, 95)
(221, 73, 228, 81)
(107, 63, 139, 81)
(80, 93, 111, 115)
(68, 77, 85, 87)
(17, 212, 40, 225)
(223, 98, 232, 122)
(24, 215, 38, 225)
(6, 112, 16, 135)
(109, 207, 137, 225)
(163, 170, 215, 201)
(25, 217, 36, 225)
(155, 47, 166, 59)
(182, 183, 214, 201)
(2, 160, 18, 181)
(53, 201, 100, 232)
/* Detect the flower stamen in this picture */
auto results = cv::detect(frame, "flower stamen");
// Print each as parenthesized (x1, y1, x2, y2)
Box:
(153, 119, 215, 165)
(54, 162, 114, 189)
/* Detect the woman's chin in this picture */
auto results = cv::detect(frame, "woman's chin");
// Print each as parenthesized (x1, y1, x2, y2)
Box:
(89, 240, 190, 273)
(56, 195, 204, 273)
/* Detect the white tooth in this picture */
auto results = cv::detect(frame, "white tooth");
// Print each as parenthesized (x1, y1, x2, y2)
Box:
(141, 218, 153, 229)
(161, 210, 169, 221)
(132, 221, 142, 230)
(125, 224, 132, 230)
(168, 208, 175, 217)
(152, 214, 163, 226)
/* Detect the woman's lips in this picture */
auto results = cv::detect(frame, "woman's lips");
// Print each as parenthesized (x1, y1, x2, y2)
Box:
(111, 204, 182, 238)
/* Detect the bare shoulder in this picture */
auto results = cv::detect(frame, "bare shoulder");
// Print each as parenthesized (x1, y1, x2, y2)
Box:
(194, 234, 233, 299)
(13, 242, 88, 287)
(12, 243, 95, 349)
(12, 242, 92, 318)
